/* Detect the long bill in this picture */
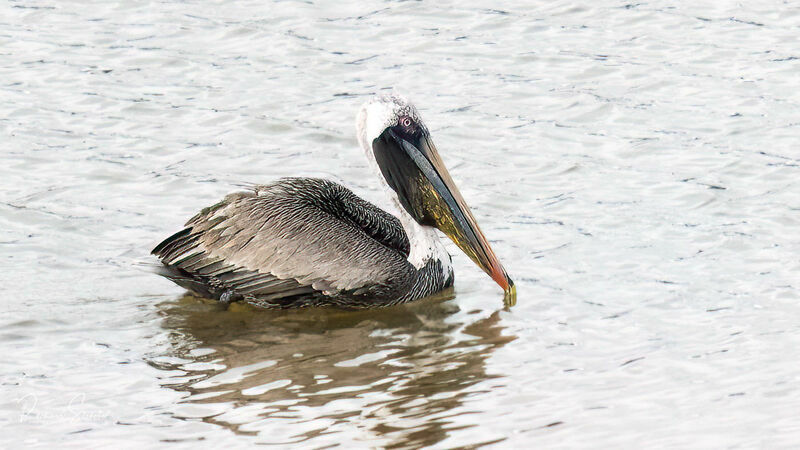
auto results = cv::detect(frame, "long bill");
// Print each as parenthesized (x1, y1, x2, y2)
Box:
(372, 127, 515, 303)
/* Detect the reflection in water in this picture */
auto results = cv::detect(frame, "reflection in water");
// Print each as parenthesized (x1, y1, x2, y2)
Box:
(151, 293, 516, 447)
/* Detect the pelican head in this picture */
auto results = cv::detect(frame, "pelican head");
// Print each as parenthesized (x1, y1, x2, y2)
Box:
(357, 93, 515, 299)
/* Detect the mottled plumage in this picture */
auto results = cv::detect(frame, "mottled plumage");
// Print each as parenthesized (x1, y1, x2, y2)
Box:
(153, 178, 453, 308)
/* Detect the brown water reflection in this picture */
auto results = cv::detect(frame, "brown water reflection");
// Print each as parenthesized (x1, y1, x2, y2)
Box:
(151, 293, 516, 447)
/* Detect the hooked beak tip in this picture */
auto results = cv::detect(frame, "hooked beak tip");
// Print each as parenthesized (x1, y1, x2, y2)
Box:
(502, 277, 516, 307)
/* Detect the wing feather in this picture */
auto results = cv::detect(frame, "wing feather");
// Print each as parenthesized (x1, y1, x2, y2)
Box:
(153, 178, 414, 304)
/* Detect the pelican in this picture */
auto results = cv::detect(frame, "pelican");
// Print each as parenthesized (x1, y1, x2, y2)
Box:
(152, 94, 515, 308)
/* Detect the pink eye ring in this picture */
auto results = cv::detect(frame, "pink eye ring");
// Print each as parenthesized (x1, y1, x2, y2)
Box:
(400, 117, 413, 128)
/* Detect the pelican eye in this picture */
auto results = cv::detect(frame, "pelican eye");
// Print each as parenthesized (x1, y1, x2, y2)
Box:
(400, 116, 413, 128)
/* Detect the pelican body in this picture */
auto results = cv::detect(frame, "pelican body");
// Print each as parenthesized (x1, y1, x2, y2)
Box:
(153, 94, 513, 309)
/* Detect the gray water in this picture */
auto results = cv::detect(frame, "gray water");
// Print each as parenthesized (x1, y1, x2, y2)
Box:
(2, 0, 800, 447)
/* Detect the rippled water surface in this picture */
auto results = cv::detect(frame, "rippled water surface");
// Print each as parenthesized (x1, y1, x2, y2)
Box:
(3, 0, 800, 447)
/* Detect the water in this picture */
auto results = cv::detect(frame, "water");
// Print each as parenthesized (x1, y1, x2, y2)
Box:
(2, 0, 799, 447)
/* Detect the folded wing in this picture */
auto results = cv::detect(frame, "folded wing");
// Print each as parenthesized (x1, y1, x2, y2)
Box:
(152, 178, 414, 307)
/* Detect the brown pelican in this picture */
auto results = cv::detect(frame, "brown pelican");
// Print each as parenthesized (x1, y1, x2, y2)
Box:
(152, 94, 515, 308)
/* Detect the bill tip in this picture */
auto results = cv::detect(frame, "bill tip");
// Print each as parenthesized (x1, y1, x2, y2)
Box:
(503, 279, 517, 307)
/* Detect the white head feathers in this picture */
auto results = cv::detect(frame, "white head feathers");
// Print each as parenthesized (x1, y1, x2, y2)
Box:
(353, 93, 451, 271)
(356, 93, 425, 152)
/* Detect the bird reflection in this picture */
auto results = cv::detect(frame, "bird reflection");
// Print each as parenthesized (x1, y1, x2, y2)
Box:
(151, 293, 516, 448)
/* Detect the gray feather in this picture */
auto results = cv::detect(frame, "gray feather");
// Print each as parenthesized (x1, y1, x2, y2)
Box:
(152, 177, 424, 307)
